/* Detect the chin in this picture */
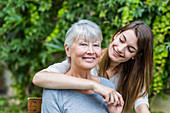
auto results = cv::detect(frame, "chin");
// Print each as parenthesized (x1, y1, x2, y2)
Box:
(82, 65, 96, 70)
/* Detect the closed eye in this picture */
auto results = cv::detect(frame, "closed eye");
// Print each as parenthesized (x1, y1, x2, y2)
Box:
(119, 34, 125, 43)
(80, 43, 88, 46)
(128, 47, 136, 53)
(93, 44, 100, 47)
(119, 38, 124, 43)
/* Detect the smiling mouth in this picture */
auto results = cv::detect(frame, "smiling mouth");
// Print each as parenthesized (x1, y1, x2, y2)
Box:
(82, 57, 96, 62)
(83, 57, 95, 59)
(113, 48, 124, 58)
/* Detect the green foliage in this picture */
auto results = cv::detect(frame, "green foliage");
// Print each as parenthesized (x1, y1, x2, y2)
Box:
(0, 97, 26, 113)
(150, 0, 170, 96)
(0, 0, 169, 111)
(0, 0, 63, 101)
(46, 0, 156, 48)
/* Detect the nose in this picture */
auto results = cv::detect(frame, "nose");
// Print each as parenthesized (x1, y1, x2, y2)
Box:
(87, 44, 94, 54)
(117, 44, 126, 53)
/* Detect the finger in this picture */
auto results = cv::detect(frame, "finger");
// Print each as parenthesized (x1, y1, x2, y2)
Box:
(110, 92, 114, 104)
(102, 96, 106, 102)
(103, 94, 109, 103)
(113, 92, 119, 106)
(116, 92, 124, 105)
(107, 92, 114, 105)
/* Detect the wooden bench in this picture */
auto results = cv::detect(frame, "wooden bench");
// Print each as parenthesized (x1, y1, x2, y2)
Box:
(27, 98, 42, 113)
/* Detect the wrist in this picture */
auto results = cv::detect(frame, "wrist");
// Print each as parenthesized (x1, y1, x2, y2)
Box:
(91, 80, 99, 91)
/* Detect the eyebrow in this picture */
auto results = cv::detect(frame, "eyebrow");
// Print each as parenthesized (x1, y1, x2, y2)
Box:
(122, 33, 137, 51)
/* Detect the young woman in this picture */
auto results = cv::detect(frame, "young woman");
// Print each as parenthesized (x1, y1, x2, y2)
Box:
(41, 20, 123, 113)
(33, 20, 153, 113)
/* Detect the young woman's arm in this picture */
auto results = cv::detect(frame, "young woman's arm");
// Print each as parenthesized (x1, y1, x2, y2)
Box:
(33, 71, 97, 90)
(33, 59, 70, 88)
(32, 59, 123, 105)
(135, 104, 150, 113)
(33, 71, 123, 105)
(134, 91, 150, 113)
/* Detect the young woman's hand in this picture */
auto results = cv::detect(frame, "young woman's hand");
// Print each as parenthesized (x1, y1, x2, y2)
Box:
(92, 82, 124, 106)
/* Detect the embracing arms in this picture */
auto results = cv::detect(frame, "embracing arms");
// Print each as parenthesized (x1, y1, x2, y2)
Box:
(33, 70, 123, 105)
(32, 59, 148, 113)
(33, 60, 123, 106)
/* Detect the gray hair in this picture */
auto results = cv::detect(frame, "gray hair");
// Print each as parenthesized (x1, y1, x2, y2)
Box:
(65, 20, 103, 48)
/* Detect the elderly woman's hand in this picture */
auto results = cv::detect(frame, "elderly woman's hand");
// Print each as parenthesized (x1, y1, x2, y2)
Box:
(92, 82, 124, 106)
(107, 101, 124, 113)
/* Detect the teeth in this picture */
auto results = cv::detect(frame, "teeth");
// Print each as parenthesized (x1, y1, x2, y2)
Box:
(113, 48, 123, 57)
(114, 51, 119, 56)
(113, 49, 120, 57)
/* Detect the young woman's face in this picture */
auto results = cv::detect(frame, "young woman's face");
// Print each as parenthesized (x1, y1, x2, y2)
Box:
(108, 29, 138, 64)
(66, 38, 101, 70)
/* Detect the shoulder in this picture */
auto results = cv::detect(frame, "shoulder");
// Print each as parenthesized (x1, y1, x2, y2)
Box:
(42, 59, 70, 73)
(135, 94, 149, 109)
(48, 59, 70, 69)
(43, 88, 62, 97)
(99, 77, 116, 90)
(42, 89, 62, 106)
(43, 88, 75, 98)
(42, 89, 69, 103)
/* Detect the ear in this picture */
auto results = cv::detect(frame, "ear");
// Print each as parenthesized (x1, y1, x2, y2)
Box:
(132, 53, 143, 60)
(65, 44, 71, 57)
(132, 57, 135, 60)
(139, 53, 143, 56)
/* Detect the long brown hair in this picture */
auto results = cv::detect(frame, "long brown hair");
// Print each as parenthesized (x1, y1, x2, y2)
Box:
(99, 21, 153, 112)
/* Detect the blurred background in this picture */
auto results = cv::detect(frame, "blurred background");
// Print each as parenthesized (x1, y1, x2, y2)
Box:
(0, 0, 169, 112)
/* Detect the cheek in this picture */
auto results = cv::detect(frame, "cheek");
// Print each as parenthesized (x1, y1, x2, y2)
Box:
(96, 48, 102, 57)
(109, 39, 118, 48)
(71, 47, 86, 57)
(108, 41, 116, 52)
(108, 43, 112, 49)
(77, 49, 87, 56)
(108, 44, 113, 56)
(125, 51, 135, 59)
(110, 41, 115, 46)
(108, 43, 113, 51)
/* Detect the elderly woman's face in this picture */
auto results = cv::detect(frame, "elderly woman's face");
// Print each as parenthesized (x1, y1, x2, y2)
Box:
(66, 38, 101, 70)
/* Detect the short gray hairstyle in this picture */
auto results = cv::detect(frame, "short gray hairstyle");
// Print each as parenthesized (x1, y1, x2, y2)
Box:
(65, 20, 103, 48)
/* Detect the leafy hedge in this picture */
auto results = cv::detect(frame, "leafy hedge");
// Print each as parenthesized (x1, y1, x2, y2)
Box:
(0, 0, 64, 103)
(0, 0, 169, 107)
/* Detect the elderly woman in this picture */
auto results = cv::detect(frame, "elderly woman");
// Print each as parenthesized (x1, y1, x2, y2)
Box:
(41, 20, 124, 113)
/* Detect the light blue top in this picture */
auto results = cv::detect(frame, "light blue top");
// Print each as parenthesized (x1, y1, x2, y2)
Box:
(41, 77, 115, 113)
